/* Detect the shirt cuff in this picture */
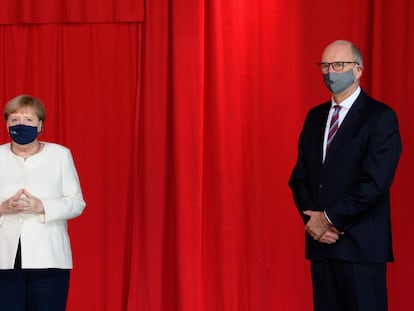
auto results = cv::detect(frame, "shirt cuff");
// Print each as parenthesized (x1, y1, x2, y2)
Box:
(324, 211, 333, 225)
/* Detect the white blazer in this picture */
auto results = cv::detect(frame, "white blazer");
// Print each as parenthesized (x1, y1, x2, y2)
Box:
(0, 142, 85, 269)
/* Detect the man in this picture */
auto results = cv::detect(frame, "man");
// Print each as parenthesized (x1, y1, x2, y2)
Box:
(289, 40, 402, 311)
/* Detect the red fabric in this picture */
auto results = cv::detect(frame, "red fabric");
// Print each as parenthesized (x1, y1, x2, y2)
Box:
(0, 0, 144, 23)
(0, 0, 413, 310)
(0, 23, 141, 310)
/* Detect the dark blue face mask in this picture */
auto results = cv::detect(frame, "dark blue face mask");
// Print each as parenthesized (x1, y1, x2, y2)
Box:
(9, 124, 39, 145)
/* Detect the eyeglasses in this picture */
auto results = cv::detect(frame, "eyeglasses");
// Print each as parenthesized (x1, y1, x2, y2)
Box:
(317, 61, 359, 74)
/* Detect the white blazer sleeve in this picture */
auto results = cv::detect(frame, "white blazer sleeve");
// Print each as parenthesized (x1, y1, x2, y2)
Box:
(41, 148, 85, 223)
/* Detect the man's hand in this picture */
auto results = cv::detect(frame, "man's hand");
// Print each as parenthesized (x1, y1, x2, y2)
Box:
(317, 227, 341, 244)
(303, 210, 330, 240)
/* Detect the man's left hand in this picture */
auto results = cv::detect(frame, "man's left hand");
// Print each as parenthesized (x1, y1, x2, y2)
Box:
(303, 210, 330, 240)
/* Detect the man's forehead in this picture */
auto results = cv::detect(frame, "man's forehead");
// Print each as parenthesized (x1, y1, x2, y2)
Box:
(322, 43, 352, 59)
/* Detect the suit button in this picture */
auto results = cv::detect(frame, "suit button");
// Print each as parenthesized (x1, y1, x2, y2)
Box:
(319, 184, 324, 189)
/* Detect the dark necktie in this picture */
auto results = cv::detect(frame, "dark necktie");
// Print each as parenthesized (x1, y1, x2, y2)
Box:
(326, 105, 341, 153)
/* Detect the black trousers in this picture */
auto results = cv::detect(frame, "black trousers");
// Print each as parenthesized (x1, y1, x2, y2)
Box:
(311, 258, 387, 311)
(0, 241, 70, 311)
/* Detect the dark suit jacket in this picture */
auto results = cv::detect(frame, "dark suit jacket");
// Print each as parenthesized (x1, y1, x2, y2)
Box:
(289, 90, 402, 263)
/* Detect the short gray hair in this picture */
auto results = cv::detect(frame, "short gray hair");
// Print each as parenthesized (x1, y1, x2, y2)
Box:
(333, 40, 363, 66)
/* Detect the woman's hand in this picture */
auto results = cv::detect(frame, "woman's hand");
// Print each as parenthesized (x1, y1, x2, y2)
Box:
(18, 189, 45, 214)
(0, 189, 44, 215)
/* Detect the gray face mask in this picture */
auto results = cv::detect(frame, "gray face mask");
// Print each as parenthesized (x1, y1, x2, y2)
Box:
(323, 69, 355, 94)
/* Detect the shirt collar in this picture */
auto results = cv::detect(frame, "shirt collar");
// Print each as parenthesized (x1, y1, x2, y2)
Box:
(331, 86, 361, 110)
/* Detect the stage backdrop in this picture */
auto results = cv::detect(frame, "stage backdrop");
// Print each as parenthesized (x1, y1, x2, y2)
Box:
(0, 0, 413, 310)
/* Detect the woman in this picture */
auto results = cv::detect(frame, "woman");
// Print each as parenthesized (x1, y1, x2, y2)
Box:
(0, 95, 86, 310)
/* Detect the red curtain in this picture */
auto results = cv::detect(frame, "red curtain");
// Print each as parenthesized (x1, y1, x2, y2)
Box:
(0, 0, 144, 23)
(0, 0, 413, 310)
(0, 22, 142, 310)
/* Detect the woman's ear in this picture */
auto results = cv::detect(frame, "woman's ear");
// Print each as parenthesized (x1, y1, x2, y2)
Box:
(38, 120, 43, 133)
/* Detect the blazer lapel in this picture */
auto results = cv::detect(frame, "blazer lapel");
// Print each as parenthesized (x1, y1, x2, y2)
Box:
(323, 91, 367, 163)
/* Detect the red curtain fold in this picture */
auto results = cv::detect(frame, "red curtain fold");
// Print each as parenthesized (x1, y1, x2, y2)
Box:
(0, 0, 413, 310)
(0, 0, 144, 24)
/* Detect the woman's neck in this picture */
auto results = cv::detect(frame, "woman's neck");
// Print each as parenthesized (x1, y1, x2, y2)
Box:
(10, 141, 42, 159)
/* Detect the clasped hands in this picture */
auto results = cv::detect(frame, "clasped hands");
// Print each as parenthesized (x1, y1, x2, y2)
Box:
(303, 210, 342, 244)
(0, 189, 44, 215)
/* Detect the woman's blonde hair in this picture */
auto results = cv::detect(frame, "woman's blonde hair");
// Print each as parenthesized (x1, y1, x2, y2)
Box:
(4, 95, 46, 123)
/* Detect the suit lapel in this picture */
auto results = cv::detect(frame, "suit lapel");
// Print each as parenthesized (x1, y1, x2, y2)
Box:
(318, 104, 331, 162)
(323, 91, 367, 164)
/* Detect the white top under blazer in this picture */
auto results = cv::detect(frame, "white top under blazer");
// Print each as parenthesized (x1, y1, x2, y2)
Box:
(0, 142, 85, 269)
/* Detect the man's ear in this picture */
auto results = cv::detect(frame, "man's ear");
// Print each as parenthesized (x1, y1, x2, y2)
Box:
(354, 64, 363, 80)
